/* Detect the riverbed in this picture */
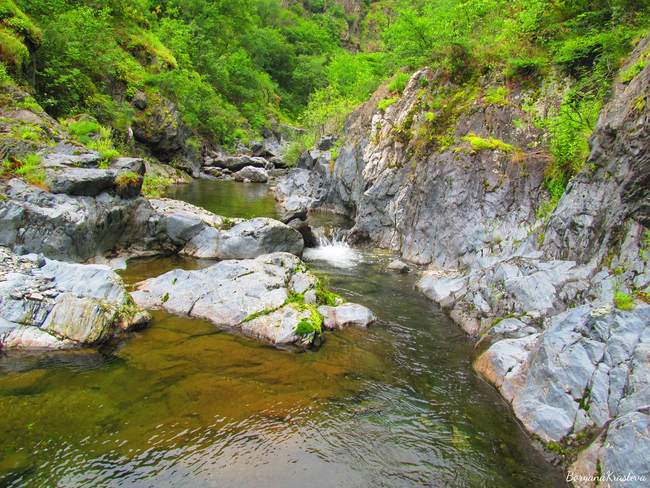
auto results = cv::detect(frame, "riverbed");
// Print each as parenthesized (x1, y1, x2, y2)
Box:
(0, 180, 567, 487)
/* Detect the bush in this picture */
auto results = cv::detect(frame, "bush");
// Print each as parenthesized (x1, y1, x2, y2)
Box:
(613, 292, 633, 310)
(387, 72, 410, 94)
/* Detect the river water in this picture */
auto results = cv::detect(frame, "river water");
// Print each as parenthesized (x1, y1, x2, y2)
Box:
(0, 180, 567, 487)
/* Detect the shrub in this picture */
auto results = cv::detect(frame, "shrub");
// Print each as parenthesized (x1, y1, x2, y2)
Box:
(377, 97, 398, 112)
(116, 171, 140, 189)
(387, 72, 410, 94)
(613, 292, 633, 311)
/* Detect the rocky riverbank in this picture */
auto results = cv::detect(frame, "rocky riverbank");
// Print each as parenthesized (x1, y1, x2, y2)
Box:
(274, 36, 650, 484)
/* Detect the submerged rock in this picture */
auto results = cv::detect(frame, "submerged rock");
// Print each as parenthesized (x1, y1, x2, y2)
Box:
(0, 247, 150, 349)
(388, 260, 410, 273)
(130, 252, 374, 346)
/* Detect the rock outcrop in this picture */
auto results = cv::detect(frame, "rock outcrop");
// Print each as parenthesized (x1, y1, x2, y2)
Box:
(131, 252, 372, 346)
(275, 35, 650, 483)
(0, 247, 150, 349)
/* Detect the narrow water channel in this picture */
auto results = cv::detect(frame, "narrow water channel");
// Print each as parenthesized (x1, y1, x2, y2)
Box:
(0, 180, 567, 487)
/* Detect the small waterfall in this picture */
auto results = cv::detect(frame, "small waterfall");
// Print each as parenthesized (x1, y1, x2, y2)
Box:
(303, 226, 362, 267)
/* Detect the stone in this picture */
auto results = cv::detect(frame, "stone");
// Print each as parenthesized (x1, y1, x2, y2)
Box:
(233, 165, 269, 183)
(208, 156, 269, 172)
(214, 218, 304, 260)
(317, 303, 376, 330)
(388, 260, 410, 273)
(417, 276, 467, 306)
(316, 134, 338, 151)
(599, 411, 650, 486)
(0, 179, 156, 262)
(286, 219, 318, 248)
(42, 294, 115, 345)
(130, 252, 362, 346)
(0, 247, 149, 348)
(281, 195, 310, 223)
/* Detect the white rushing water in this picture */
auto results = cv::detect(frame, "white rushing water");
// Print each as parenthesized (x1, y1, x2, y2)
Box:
(303, 227, 363, 268)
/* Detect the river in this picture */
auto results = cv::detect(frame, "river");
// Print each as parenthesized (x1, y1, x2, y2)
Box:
(0, 180, 567, 487)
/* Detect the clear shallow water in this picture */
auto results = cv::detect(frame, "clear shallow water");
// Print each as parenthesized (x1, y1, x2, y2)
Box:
(0, 181, 567, 487)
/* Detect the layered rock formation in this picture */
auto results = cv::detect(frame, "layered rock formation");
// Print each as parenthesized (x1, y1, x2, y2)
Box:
(0, 247, 150, 348)
(275, 35, 650, 482)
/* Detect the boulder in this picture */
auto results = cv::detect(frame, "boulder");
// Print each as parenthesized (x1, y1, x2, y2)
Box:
(0, 247, 150, 349)
(233, 165, 269, 183)
(184, 217, 304, 259)
(281, 195, 310, 223)
(0, 179, 156, 262)
(316, 134, 338, 151)
(131, 253, 313, 345)
(388, 260, 410, 273)
(207, 156, 269, 172)
(318, 303, 376, 330)
(287, 219, 318, 248)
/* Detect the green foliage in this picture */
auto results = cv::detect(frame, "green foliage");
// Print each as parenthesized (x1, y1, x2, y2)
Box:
(142, 174, 172, 197)
(483, 87, 510, 106)
(460, 134, 513, 153)
(67, 119, 101, 144)
(613, 291, 634, 310)
(387, 72, 410, 94)
(3, 153, 45, 186)
(295, 320, 315, 335)
(282, 130, 317, 167)
(377, 97, 397, 112)
(621, 57, 648, 83)
(116, 171, 140, 189)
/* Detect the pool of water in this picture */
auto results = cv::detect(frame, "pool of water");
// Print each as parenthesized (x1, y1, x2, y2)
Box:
(0, 181, 567, 487)
(164, 179, 280, 220)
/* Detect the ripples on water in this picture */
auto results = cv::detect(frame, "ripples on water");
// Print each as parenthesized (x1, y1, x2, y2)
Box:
(0, 181, 567, 487)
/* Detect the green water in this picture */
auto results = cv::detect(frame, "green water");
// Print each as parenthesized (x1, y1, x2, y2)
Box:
(0, 181, 567, 487)
(164, 179, 280, 219)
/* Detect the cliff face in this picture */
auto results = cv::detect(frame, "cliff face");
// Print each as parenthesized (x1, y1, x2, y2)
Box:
(280, 67, 567, 268)
(277, 36, 650, 481)
(543, 35, 650, 267)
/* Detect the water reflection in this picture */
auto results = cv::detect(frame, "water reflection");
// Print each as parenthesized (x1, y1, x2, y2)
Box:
(0, 181, 568, 487)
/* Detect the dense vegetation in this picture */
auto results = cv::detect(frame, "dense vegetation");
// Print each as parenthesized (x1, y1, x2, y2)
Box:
(1, 0, 649, 202)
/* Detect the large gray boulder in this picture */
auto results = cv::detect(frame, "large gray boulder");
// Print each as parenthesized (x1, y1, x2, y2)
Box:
(131, 252, 366, 346)
(0, 247, 150, 349)
(44, 156, 146, 198)
(206, 156, 270, 172)
(184, 217, 304, 259)
(0, 179, 156, 262)
(233, 165, 269, 183)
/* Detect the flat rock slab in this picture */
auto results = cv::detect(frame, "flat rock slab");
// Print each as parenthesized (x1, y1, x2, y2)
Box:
(130, 252, 376, 346)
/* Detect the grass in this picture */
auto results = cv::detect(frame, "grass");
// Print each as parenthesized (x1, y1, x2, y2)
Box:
(378, 97, 398, 112)
(459, 133, 513, 153)
(67, 119, 101, 144)
(116, 171, 140, 189)
(2, 153, 45, 187)
(613, 292, 633, 311)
